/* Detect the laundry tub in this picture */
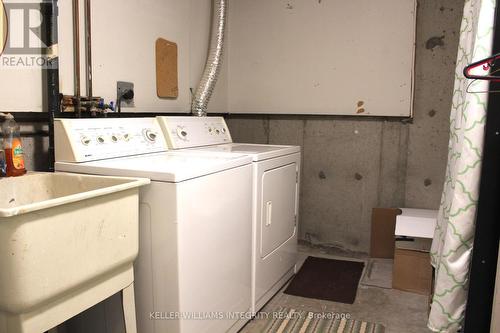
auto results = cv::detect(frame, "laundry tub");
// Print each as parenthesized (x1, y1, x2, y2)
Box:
(0, 172, 149, 333)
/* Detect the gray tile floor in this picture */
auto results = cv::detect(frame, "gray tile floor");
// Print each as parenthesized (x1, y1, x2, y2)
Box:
(240, 244, 432, 333)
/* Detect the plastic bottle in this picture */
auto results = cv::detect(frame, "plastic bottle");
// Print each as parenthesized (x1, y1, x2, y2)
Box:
(2, 114, 26, 177)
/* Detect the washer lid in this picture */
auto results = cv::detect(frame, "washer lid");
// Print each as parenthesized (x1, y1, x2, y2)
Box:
(186, 143, 301, 161)
(55, 152, 252, 183)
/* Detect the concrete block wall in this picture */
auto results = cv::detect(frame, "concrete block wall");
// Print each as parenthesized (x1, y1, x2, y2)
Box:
(20, 124, 49, 172)
(225, 0, 464, 253)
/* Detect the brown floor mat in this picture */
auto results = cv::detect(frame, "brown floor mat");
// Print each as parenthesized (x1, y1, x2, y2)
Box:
(284, 256, 365, 304)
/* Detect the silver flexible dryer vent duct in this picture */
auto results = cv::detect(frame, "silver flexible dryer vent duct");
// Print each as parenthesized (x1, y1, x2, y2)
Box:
(191, 0, 227, 117)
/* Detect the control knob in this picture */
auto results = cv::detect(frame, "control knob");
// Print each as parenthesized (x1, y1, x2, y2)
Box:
(80, 136, 91, 146)
(176, 126, 188, 141)
(143, 129, 157, 142)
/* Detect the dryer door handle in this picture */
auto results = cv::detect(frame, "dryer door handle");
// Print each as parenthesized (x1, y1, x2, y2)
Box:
(265, 201, 273, 226)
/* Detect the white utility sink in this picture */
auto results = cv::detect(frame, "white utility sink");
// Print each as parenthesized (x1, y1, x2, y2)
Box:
(0, 172, 149, 333)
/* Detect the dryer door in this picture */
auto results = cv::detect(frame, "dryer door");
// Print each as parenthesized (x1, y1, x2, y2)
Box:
(260, 163, 298, 258)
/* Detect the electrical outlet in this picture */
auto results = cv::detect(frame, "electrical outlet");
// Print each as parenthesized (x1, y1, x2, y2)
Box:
(117, 81, 135, 107)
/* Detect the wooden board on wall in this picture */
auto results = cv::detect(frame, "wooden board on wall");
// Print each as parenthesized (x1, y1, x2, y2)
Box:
(227, 0, 416, 117)
(156, 38, 179, 98)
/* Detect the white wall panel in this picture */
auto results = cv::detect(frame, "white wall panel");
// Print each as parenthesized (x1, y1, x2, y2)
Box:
(0, 0, 226, 113)
(59, 0, 212, 113)
(227, 0, 416, 117)
(0, 0, 414, 116)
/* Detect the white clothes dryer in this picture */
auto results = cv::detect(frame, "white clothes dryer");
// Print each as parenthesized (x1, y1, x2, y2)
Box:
(157, 116, 301, 313)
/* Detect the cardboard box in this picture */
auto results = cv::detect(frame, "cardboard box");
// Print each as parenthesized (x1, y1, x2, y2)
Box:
(392, 238, 433, 295)
(370, 208, 401, 258)
(371, 207, 437, 295)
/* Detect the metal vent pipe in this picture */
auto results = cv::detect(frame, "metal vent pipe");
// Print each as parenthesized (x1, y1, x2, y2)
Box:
(191, 0, 227, 117)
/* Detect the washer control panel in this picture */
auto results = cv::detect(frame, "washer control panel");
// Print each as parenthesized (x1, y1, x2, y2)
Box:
(54, 118, 167, 162)
(156, 116, 232, 149)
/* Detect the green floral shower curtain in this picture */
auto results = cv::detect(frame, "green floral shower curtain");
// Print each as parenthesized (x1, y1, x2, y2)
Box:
(428, 0, 496, 332)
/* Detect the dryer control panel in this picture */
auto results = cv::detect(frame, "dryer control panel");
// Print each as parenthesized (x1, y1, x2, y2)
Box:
(157, 116, 232, 149)
(54, 118, 167, 162)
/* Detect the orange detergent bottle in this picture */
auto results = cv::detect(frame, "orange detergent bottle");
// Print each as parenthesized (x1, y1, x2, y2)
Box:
(2, 114, 26, 177)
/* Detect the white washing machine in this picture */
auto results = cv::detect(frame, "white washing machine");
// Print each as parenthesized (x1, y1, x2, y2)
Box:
(54, 118, 253, 333)
(156, 116, 301, 313)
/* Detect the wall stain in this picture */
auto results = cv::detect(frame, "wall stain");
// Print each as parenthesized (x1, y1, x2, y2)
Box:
(318, 171, 327, 179)
(355, 173, 363, 181)
(424, 178, 432, 187)
(439, 6, 454, 12)
(349, 237, 360, 246)
(426, 36, 445, 50)
(356, 101, 365, 113)
(428, 109, 437, 117)
(286, 3, 293, 9)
